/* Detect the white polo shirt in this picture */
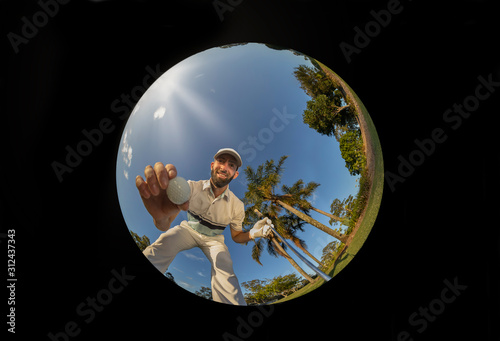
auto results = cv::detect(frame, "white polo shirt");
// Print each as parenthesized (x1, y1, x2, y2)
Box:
(180, 179, 245, 237)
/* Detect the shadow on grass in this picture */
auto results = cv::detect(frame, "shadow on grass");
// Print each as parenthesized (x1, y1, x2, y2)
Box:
(276, 246, 350, 303)
(327, 246, 350, 277)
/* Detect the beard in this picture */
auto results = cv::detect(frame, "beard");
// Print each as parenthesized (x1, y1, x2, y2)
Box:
(210, 167, 235, 188)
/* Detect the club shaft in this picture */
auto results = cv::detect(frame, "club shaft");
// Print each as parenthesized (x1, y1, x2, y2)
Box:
(269, 226, 332, 281)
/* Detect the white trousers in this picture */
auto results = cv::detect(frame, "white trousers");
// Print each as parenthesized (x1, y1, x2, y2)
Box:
(143, 224, 247, 306)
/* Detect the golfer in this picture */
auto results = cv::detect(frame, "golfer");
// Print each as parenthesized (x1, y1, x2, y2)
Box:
(136, 148, 271, 305)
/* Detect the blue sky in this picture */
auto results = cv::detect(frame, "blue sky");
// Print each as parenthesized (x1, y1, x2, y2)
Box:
(116, 43, 361, 297)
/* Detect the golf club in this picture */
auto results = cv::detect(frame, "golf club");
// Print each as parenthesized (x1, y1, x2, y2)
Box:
(254, 209, 332, 281)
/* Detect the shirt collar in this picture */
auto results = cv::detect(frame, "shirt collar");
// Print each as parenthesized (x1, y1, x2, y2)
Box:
(203, 179, 230, 201)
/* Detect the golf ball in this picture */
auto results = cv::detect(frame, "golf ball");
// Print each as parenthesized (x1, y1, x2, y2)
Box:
(166, 176, 191, 205)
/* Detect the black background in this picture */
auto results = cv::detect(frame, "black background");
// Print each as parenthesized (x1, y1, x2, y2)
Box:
(2, 0, 499, 340)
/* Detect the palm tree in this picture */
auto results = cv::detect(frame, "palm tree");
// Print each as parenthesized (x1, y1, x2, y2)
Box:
(279, 213, 322, 265)
(275, 199, 348, 243)
(244, 155, 348, 244)
(281, 179, 348, 226)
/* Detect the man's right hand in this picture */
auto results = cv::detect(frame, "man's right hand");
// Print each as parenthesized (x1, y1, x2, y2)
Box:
(135, 162, 190, 231)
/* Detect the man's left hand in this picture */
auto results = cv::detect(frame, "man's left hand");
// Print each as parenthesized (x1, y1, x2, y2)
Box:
(249, 217, 273, 239)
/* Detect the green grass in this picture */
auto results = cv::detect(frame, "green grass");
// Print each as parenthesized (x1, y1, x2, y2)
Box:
(273, 65, 384, 304)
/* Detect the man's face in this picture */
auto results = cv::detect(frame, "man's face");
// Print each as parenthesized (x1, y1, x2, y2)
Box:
(211, 154, 239, 188)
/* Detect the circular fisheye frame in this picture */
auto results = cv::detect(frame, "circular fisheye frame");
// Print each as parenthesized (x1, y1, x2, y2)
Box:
(116, 42, 383, 305)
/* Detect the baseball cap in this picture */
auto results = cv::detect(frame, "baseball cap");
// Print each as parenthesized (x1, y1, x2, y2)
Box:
(213, 148, 242, 168)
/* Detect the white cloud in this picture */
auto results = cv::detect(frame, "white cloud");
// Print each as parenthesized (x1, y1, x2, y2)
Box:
(122, 145, 132, 167)
(172, 267, 184, 273)
(123, 170, 129, 179)
(131, 104, 140, 116)
(121, 128, 133, 169)
(183, 251, 205, 262)
(153, 106, 166, 120)
(121, 130, 128, 153)
(310, 193, 318, 206)
(127, 146, 132, 164)
(177, 280, 194, 289)
(196, 271, 205, 277)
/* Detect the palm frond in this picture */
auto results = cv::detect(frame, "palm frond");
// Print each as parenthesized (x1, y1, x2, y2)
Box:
(266, 238, 279, 258)
(251, 239, 264, 266)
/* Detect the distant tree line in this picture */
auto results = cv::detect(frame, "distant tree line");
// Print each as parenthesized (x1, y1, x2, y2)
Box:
(241, 273, 304, 305)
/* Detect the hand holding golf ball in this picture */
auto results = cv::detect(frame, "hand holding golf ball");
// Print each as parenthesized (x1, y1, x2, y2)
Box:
(135, 162, 190, 231)
(249, 217, 273, 239)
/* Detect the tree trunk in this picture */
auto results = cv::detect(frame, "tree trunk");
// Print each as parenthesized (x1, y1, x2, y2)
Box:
(291, 238, 322, 265)
(310, 206, 344, 224)
(335, 104, 350, 114)
(270, 236, 314, 283)
(276, 199, 348, 243)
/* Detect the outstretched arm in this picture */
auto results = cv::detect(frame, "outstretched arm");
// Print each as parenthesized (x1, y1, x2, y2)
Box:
(231, 229, 252, 244)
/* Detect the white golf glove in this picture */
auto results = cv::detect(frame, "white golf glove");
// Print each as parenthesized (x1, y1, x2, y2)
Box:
(249, 217, 273, 239)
